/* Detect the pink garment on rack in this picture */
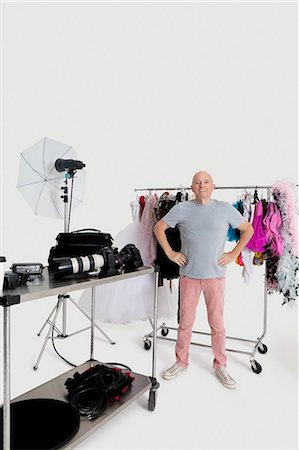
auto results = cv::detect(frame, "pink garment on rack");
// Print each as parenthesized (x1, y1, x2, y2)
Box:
(263, 202, 283, 257)
(246, 200, 268, 252)
(139, 194, 158, 265)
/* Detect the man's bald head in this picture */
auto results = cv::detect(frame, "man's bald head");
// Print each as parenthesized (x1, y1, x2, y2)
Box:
(192, 171, 214, 185)
(191, 171, 215, 204)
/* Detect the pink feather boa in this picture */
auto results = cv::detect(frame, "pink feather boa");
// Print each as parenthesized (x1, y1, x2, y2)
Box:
(271, 179, 298, 256)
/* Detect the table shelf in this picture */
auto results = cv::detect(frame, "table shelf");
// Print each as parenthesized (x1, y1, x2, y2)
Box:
(11, 360, 152, 449)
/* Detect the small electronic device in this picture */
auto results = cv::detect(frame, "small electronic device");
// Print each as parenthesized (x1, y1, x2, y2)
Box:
(4, 263, 44, 289)
(11, 263, 44, 275)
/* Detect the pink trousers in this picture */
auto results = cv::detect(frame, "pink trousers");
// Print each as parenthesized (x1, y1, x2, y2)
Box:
(176, 276, 226, 369)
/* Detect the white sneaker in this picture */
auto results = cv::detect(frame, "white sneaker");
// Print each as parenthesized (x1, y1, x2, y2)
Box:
(215, 366, 236, 389)
(163, 362, 187, 380)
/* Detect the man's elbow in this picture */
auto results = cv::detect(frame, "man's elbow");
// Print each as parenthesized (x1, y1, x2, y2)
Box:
(154, 220, 168, 237)
(248, 223, 254, 237)
(153, 221, 162, 237)
(244, 222, 254, 237)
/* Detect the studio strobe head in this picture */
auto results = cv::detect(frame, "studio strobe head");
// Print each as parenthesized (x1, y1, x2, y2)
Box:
(55, 158, 85, 173)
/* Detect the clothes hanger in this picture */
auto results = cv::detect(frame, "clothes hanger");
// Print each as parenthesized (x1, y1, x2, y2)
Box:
(253, 188, 259, 204)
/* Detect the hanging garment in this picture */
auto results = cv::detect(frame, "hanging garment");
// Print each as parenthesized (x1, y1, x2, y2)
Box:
(130, 199, 139, 222)
(235, 254, 244, 266)
(241, 247, 254, 283)
(267, 179, 299, 303)
(263, 202, 283, 257)
(153, 192, 177, 222)
(138, 194, 158, 265)
(139, 195, 146, 218)
(155, 226, 181, 284)
(272, 180, 298, 255)
(242, 191, 252, 222)
(157, 278, 180, 319)
(253, 252, 264, 266)
(154, 191, 182, 284)
(227, 201, 243, 242)
(246, 200, 268, 252)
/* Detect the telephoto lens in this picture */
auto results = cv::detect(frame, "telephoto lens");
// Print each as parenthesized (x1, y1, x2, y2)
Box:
(51, 254, 105, 279)
(50, 244, 144, 280)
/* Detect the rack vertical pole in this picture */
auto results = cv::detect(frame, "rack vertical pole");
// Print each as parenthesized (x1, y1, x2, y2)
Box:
(90, 287, 95, 360)
(3, 305, 10, 450)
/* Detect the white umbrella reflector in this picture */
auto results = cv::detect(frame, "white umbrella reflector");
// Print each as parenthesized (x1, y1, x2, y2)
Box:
(17, 137, 86, 219)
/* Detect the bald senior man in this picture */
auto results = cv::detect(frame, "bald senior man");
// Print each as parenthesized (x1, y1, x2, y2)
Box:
(154, 171, 253, 388)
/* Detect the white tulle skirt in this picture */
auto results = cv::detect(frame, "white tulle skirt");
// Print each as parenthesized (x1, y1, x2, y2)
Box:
(78, 275, 178, 324)
(78, 208, 178, 324)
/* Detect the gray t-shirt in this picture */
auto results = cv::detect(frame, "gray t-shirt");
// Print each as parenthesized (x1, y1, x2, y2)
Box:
(162, 199, 245, 279)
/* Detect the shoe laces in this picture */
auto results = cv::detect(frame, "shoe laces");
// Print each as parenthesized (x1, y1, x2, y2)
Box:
(169, 362, 182, 373)
(217, 367, 233, 382)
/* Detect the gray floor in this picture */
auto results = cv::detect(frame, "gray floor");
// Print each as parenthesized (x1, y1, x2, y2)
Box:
(0, 277, 298, 450)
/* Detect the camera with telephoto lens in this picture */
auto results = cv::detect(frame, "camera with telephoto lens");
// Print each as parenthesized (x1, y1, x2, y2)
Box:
(51, 244, 143, 280)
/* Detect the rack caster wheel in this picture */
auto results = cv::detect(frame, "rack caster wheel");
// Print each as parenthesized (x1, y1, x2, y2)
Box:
(148, 389, 156, 411)
(161, 327, 169, 337)
(257, 343, 268, 354)
(144, 340, 151, 350)
(250, 360, 262, 374)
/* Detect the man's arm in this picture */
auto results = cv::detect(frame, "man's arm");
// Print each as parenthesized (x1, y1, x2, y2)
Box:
(154, 220, 187, 266)
(218, 221, 254, 267)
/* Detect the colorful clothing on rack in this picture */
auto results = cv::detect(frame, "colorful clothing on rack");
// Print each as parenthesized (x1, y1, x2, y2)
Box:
(227, 201, 243, 242)
(266, 180, 299, 304)
(263, 202, 283, 257)
(246, 200, 268, 252)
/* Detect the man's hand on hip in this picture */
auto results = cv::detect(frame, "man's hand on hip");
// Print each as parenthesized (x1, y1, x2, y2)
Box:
(167, 250, 188, 266)
(218, 251, 237, 267)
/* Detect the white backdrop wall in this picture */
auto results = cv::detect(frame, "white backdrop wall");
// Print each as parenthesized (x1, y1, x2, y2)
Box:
(0, 3, 298, 448)
(1, 1, 297, 263)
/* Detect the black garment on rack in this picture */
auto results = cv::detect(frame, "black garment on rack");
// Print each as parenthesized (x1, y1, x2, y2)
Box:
(154, 191, 183, 285)
(155, 226, 181, 285)
(261, 199, 268, 218)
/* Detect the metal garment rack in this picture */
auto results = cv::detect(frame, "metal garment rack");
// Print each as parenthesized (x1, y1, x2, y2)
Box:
(135, 184, 272, 374)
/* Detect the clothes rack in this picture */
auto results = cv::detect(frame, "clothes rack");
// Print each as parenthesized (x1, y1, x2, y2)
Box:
(136, 184, 275, 374)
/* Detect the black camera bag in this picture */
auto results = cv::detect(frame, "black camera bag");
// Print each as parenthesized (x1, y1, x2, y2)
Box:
(48, 229, 113, 268)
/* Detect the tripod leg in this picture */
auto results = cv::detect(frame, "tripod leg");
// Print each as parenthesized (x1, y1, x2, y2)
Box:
(34, 299, 63, 370)
(68, 296, 116, 344)
(62, 295, 67, 336)
(37, 303, 58, 336)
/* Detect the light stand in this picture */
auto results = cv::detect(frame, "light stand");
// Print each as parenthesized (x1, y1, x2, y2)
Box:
(34, 166, 115, 370)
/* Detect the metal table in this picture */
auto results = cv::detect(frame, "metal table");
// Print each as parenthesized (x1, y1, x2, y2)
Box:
(0, 266, 160, 450)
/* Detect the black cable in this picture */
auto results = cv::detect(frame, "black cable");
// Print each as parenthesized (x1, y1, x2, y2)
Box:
(51, 304, 76, 367)
(69, 386, 108, 420)
(65, 364, 134, 420)
(49, 307, 133, 370)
